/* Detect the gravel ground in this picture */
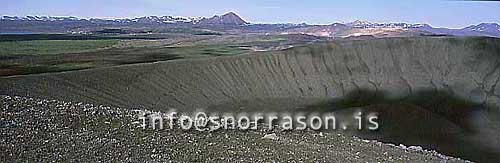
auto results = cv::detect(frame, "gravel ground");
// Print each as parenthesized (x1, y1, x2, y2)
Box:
(0, 95, 470, 162)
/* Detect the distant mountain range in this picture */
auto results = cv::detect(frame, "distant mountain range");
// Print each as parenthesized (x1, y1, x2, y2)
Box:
(1, 12, 499, 38)
(0, 12, 247, 26)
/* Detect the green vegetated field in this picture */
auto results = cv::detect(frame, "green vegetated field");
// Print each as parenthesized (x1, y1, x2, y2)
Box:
(0, 33, 316, 76)
(0, 37, 120, 76)
(165, 45, 248, 58)
(0, 40, 119, 56)
(0, 34, 265, 76)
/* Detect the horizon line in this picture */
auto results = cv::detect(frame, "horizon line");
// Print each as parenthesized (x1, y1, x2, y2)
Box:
(1, 12, 499, 29)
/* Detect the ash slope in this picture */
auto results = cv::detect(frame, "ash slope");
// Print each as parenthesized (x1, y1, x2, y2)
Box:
(1, 37, 500, 111)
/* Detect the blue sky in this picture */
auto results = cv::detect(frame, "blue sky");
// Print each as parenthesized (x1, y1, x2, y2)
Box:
(2, 0, 499, 28)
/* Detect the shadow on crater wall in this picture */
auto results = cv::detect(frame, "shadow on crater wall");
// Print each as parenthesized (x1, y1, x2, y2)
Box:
(307, 89, 500, 163)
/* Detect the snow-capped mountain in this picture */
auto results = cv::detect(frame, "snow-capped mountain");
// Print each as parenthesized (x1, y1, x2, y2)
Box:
(346, 20, 373, 28)
(342, 20, 500, 37)
(1, 16, 81, 21)
(112, 16, 204, 24)
(1, 12, 246, 26)
(197, 12, 248, 26)
(346, 20, 430, 29)
(1, 12, 499, 38)
(464, 23, 500, 32)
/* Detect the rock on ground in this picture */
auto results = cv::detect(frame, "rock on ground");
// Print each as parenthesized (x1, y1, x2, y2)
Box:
(0, 95, 470, 162)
